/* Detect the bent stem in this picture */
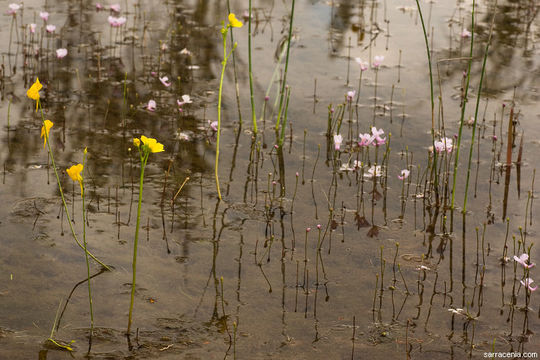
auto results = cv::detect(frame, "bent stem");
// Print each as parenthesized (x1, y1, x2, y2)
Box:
(127, 151, 149, 334)
(38, 102, 111, 271)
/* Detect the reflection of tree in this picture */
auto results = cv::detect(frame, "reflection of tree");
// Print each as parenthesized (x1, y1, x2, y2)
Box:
(480, 0, 539, 97)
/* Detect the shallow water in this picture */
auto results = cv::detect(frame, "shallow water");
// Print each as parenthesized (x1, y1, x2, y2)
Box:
(0, 0, 539, 359)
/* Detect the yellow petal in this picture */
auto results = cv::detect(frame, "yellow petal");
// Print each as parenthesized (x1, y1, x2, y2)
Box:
(228, 13, 243, 28)
(149, 141, 164, 153)
(27, 77, 42, 101)
(133, 138, 140, 147)
(40, 120, 54, 148)
(66, 164, 83, 182)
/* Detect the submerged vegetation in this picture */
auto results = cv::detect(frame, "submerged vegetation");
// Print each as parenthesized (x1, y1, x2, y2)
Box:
(0, 0, 539, 359)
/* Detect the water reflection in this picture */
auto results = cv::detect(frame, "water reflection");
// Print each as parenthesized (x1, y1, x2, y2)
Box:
(0, 0, 539, 358)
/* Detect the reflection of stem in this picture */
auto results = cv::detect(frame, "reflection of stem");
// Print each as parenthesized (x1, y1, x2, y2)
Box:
(81, 152, 94, 352)
(55, 269, 107, 332)
(38, 102, 110, 271)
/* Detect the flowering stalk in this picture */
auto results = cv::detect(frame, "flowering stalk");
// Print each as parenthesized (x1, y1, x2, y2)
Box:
(248, 0, 258, 135)
(127, 136, 164, 334)
(67, 151, 94, 346)
(27, 78, 110, 271)
(216, 14, 243, 201)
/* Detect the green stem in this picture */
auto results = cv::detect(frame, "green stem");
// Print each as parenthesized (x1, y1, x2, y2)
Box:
(463, 2, 496, 212)
(127, 152, 148, 334)
(248, 0, 258, 135)
(216, 33, 227, 201)
(451, 0, 476, 211)
(38, 102, 111, 271)
(414, 0, 439, 204)
(275, 0, 296, 142)
(216, 28, 236, 201)
(279, 87, 291, 146)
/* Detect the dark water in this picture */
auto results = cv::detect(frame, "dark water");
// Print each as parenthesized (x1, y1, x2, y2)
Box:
(0, 0, 539, 358)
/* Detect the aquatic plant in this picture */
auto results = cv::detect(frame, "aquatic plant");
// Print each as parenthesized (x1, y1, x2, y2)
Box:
(215, 13, 243, 200)
(27, 78, 110, 271)
(66, 149, 94, 347)
(127, 135, 164, 334)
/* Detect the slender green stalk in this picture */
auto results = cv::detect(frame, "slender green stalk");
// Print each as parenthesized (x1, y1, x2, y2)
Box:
(38, 102, 111, 271)
(451, 0, 476, 210)
(127, 150, 148, 334)
(216, 21, 238, 201)
(274, 0, 296, 142)
(463, 2, 497, 212)
(248, 0, 258, 135)
(414, 0, 439, 203)
(278, 87, 291, 146)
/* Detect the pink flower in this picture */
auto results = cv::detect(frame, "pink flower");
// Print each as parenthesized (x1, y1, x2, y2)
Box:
(147, 99, 156, 111)
(461, 29, 471, 38)
(371, 127, 386, 145)
(346, 90, 356, 102)
(161, 43, 168, 51)
(520, 278, 538, 292)
(46, 25, 56, 33)
(107, 16, 126, 27)
(398, 169, 410, 180)
(355, 57, 368, 71)
(110, 3, 121, 12)
(359, 133, 373, 147)
(209, 120, 218, 131)
(29, 23, 37, 33)
(514, 254, 536, 269)
(7, 3, 21, 15)
(56, 48, 68, 59)
(333, 134, 343, 151)
(434, 137, 453, 153)
(180, 48, 192, 56)
(40, 11, 49, 21)
(96, 3, 104, 10)
(159, 76, 171, 87)
(365, 165, 382, 178)
(177, 95, 192, 106)
(373, 55, 384, 68)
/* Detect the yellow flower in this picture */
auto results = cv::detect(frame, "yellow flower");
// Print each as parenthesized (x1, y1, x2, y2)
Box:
(27, 77, 43, 111)
(66, 163, 84, 194)
(140, 135, 165, 153)
(66, 164, 83, 182)
(228, 13, 243, 28)
(40, 120, 54, 148)
(133, 138, 140, 147)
